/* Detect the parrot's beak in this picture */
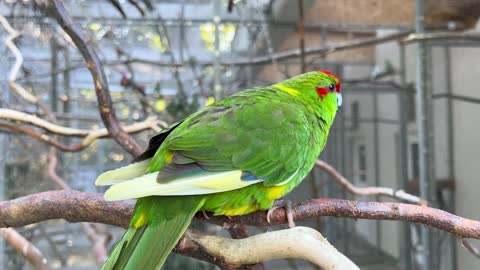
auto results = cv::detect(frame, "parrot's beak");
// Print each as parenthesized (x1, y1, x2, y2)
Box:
(337, 93, 342, 107)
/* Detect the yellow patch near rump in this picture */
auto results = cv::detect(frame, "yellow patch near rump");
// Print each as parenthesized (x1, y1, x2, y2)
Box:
(274, 84, 300, 96)
(265, 185, 288, 201)
(222, 204, 256, 216)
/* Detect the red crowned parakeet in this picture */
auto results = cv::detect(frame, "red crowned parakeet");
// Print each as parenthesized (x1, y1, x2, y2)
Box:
(96, 70, 342, 269)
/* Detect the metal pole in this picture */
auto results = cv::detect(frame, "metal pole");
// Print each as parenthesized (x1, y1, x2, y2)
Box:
(298, 0, 306, 73)
(398, 43, 413, 270)
(444, 45, 457, 270)
(373, 85, 382, 255)
(213, 1, 222, 99)
(50, 38, 59, 112)
(415, 0, 432, 269)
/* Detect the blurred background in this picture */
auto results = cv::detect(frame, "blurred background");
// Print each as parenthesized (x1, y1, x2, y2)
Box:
(1, 0, 480, 269)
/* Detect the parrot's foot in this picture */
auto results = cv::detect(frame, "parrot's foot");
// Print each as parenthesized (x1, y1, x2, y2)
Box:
(267, 200, 295, 228)
(201, 210, 210, 219)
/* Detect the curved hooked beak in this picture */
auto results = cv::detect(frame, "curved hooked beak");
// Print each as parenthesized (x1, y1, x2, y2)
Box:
(336, 93, 343, 107)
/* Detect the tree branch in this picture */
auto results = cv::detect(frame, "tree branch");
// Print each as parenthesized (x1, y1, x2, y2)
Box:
(44, 0, 143, 156)
(0, 15, 39, 104)
(47, 148, 109, 266)
(0, 109, 166, 152)
(2, 190, 480, 239)
(0, 228, 49, 270)
(315, 160, 427, 205)
(181, 227, 359, 270)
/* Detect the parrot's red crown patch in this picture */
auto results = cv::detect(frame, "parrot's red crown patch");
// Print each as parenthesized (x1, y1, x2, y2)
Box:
(318, 69, 341, 93)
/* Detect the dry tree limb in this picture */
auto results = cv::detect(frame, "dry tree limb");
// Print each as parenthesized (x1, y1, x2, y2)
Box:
(47, 149, 109, 266)
(4, 190, 480, 266)
(315, 160, 427, 205)
(79, 222, 109, 266)
(181, 227, 359, 270)
(0, 109, 87, 136)
(43, 0, 143, 156)
(461, 239, 480, 259)
(403, 32, 480, 44)
(0, 110, 166, 152)
(0, 228, 49, 270)
(0, 15, 39, 104)
(2, 190, 480, 239)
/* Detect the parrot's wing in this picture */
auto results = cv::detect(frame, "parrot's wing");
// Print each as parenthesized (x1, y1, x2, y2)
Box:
(101, 88, 317, 200)
(159, 89, 314, 186)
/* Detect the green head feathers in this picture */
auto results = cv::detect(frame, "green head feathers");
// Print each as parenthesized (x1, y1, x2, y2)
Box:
(273, 70, 342, 125)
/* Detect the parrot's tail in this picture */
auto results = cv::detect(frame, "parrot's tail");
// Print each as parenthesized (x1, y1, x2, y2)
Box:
(101, 196, 205, 270)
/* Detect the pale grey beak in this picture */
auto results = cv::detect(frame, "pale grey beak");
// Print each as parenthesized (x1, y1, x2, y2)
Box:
(337, 93, 343, 107)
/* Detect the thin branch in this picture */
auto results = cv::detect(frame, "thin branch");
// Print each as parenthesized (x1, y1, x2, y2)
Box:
(403, 32, 480, 44)
(107, 0, 127, 19)
(111, 30, 411, 67)
(47, 148, 109, 266)
(462, 239, 480, 259)
(0, 109, 87, 136)
(15, 30, 412, 83)
(315, 160, 427, 205)
(0, 228, 49, 270)
(44, 0, 143, 156)
(0, 122, 84, 152)
(0, 110, 166, 151)
(0, 15, 39, 104)
(128, 0, 146, 16)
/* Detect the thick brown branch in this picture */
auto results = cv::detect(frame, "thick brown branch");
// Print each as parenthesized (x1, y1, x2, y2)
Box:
(2, 190, 480, 240)
(44, 0, 142, 156)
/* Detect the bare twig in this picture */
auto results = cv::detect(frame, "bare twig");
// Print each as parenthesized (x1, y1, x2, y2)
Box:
(315, 160, 427, 205)
(44, 0, 143, 156)
(101, 30, 411, 67)
(128, 0, 146, 16)
(0, 109, 87, 136)
(0, 109, 165, 151)
(461, 239, 480, 259)
(0, 15, 39, 104)
(47, 149, 109, 266)
(0, 228, 49, 270)
(16, 30, 413, 83)
(403, 32, 480, 44)
(108, 0, 127, 18)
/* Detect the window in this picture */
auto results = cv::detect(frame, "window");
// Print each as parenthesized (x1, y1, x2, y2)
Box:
(357, 145, 367, 182)
(351, 101, 359, 130)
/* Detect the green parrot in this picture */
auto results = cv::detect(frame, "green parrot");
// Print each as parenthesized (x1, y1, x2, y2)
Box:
(96, 70, 342, 269)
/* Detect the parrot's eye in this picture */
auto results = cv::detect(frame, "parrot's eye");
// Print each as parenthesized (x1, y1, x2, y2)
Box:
(328, 83, 335, 91)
